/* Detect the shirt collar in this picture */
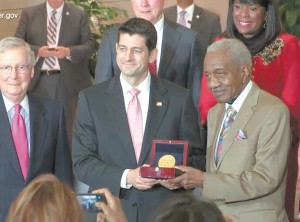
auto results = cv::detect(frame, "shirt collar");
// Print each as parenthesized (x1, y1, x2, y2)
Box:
(154, 15, 164, 31)
(120, 72, 151, 96)
(226, 80, 253, 112)
(47, 1, 64, 16)
(177, 4, 195, 17)
(2, 93, 30, 114)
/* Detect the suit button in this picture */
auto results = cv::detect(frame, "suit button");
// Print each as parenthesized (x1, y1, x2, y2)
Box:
(132, 203, 138, 207)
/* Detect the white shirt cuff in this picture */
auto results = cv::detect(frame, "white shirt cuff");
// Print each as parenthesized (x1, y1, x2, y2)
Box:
(121, 169, 132, 189)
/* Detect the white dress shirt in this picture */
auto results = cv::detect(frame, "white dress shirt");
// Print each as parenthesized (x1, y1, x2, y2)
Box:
(177, 4, 195, 29)
(120, 73, 151, 188)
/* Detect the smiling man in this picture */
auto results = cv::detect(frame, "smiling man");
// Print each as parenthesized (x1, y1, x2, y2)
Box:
(0, 37, 72, 222)
(167, 39, 291, 222)
(72, 18, 205, 222)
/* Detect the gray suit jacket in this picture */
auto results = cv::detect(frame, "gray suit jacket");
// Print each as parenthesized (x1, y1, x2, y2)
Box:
(204, 83, 290, 222)
(164, 4, 222, 61)
(0, 93, 72, 222)
(15, 2, 94, 94)
(72, 75, 205, 222)
(94, 18, 202, 107)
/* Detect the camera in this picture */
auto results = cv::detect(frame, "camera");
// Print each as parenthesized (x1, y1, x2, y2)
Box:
(76, 194, 106, 212)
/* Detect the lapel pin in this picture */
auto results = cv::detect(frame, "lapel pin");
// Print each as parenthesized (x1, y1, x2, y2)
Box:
(66, 12, 70, 15)
(156, 102, 162, 107)
(196, 15, 200, 19)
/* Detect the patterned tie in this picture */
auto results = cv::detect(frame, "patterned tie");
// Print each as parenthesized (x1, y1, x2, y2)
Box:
(215, 106, 237, 164)
(127, 89, 143, 162)
(178, 10, 187, 27)
(148, 59, 157, 75)
(12, 104, 29, 180)
(45, 9, 57, 69)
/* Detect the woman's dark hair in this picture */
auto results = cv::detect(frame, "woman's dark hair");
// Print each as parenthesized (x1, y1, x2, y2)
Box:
(151, 193, 225, 222)
(225, 0, 282, 55)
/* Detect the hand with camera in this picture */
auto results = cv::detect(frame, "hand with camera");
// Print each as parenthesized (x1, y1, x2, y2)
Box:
(92, 188, 127, 222)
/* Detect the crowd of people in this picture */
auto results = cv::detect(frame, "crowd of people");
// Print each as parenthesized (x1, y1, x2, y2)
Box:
(0, 0, 299, 221)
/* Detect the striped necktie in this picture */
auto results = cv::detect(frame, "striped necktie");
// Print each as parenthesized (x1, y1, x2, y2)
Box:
(45, 10, 57, 69)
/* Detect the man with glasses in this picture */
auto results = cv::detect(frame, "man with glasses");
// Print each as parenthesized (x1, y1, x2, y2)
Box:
(0, 37, 72, 222)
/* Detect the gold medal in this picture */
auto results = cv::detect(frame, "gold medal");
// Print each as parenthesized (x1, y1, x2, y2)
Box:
(158, 154, 176, 168)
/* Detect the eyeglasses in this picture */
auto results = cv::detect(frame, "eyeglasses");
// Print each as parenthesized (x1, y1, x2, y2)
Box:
(0, 65, 31, 74)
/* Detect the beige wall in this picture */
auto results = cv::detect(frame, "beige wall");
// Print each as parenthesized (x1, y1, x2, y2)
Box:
(0, 0, 228, 39)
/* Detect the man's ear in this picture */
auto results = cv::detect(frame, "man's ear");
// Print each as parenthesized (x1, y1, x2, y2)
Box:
(241, 65, 251, 83)
(149, 48, 158, 63)
(30, 68, 34, 79)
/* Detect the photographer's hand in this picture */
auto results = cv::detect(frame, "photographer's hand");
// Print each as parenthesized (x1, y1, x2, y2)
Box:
(93, 188, 127, 222)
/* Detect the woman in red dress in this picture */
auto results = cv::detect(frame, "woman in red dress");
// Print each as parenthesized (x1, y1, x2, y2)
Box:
(199, 0, 300, 221)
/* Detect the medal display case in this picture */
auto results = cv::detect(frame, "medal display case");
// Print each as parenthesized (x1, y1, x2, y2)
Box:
(140, 139, 188, 179)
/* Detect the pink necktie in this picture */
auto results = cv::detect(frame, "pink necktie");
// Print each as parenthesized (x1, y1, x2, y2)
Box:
(215, 106, 237, 164)
(148, 59, 157, 75)
(45, 9, 57, 69)
(127, 89, 143, 162)
(12, 104, 29, 180)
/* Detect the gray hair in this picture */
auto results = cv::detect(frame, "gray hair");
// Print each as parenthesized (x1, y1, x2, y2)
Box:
(207, 39, 252, 69)
(0, 37, 35, 66)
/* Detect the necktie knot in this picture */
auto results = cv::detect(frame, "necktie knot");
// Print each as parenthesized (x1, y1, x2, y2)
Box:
(226, 106, 237, 119)
(14, 104, 21, 114)
(52, 9, 57, 16)
(180, 10, 187, 17)
(178, 10, 187, 27)
(129, 89, 141, 98)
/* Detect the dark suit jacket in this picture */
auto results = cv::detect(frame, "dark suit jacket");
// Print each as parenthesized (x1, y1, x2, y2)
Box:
(94, 18, 202, 107)
(72, 75, 205, 222)
(0, 93, 72, 222)
(15, 2, 94, 95)
(164, 4, 222, 62)
(204, 84, 290, 222)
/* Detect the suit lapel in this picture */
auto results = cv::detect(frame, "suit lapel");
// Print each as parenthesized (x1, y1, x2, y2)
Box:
(190, 6, 203, 30)
(27, 94, 48, 179)
(217, 84, 260, 169)
(105, 78, 137, 165)
(159, 20, 180, 76)
(40, 4, 48, 45)
(58, 4, 69, 45)
(0, 96, 23, 178)
(138, 76, 168, 164)
(209, 104, 225, 171)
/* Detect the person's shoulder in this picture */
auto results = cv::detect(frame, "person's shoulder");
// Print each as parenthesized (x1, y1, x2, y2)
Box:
(194, 4, 220, 19)
(163, 5, 176, 14)
(28, 93, 62, 112)
(156, 77, 189, 96)
(22, 2, 44, 13)
(81, 79, 112, 96)
(64, 2, 88, 15)
(164, 17, 197, 38)
(251, 84, 289, 115)
(278, 33, 300, 45)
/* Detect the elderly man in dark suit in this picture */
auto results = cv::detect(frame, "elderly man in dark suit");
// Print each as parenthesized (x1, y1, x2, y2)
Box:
(95, 0, 202, 108)
(164, 0, 222, 64)
(72, 18, 205, 222)
(0, 37, 72, 222)
(15, 0, 95, 143)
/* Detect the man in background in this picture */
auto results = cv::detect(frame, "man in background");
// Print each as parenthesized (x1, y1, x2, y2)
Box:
(15, 0, 95, 144)
(95, 0, 202, 108)
(164, 0, 222, 62)
(0, 37, 72, 222)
